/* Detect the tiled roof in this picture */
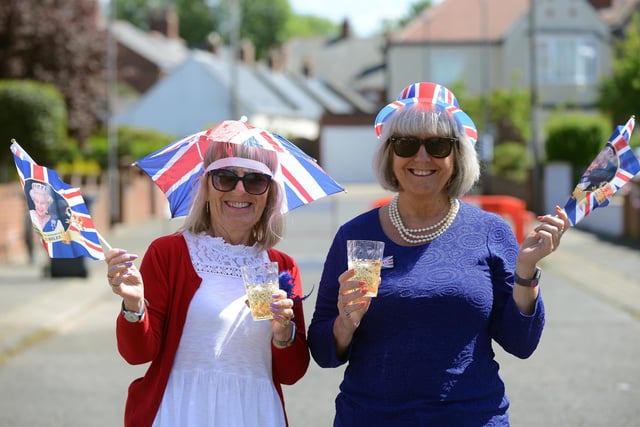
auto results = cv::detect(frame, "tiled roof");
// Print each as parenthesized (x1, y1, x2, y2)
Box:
(283, 35, 386, 91)
(597, 0, 640, 27)
(111, 20, 188, 72)
(396, 0, 529, 43)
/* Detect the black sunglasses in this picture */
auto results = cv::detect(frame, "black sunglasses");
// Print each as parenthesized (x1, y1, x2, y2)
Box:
(389, 136, 457, 158)
(209, 169, 272, 195)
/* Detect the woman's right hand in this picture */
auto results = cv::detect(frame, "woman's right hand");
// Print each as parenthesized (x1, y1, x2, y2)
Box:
(105, 248, 144, 312)
(332, 269, 373, 359)
(336, 269, 372, 330)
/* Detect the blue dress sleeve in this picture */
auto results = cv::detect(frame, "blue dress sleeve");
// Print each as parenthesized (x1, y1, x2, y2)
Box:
(488, 218, 545, 359)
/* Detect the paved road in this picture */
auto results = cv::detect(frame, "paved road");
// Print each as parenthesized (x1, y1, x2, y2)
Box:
(1, 184, 639, 426)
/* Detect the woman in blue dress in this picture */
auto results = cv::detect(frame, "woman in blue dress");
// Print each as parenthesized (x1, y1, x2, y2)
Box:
(308, 82, 570, 426)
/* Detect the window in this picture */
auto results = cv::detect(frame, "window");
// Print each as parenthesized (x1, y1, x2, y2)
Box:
(430, 51, 464, 86)
(536, 34, 598, 85)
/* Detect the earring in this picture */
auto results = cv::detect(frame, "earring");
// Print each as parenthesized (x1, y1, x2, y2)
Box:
(205, 201, 210, 214)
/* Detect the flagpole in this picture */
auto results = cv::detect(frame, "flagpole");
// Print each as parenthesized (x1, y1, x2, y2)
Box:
(97, 231, 113, 251)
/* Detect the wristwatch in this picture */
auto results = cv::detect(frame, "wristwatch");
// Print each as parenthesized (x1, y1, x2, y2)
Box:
(514, 266, 542, 288)
(273, 322, 297, 347)
(121, 301, 146, 323)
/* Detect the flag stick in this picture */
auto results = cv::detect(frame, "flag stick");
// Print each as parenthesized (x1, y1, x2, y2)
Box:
(97, 231, 112, 251)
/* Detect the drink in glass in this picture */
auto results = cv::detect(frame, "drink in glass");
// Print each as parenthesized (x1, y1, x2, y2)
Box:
(347, 240, 385, 297)
(241, 261, 279, 321)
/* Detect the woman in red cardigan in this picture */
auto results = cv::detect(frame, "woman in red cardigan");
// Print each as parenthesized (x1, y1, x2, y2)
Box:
(104, 122, 310, 427)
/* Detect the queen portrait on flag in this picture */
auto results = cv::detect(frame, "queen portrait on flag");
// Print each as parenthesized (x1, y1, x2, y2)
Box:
(26, 180, 67, 237)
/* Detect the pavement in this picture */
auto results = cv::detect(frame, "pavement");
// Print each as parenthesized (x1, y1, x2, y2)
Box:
(2, 184, 640, 365)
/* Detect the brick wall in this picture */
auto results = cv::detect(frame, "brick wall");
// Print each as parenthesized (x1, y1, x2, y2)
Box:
(0, 172, 168, 264)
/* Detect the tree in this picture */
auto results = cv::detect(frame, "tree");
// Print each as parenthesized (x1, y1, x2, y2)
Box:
(0, 80, 67, 181)
(0, 0, 106, 145)
(384, 0, 432, 33)
(285, 14, 337, 38)
(598, 13, 640, 124)
(115, 0, 156, 30)
(175, 0, 215, 48)
(211, 0, 292, 59)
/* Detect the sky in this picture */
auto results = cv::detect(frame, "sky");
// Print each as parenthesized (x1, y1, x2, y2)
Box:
(289, 0, 425, 37)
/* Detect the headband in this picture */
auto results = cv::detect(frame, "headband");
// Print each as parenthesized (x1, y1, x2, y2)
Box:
(374, 82, 478, 147)
(205, 157, 273, 177)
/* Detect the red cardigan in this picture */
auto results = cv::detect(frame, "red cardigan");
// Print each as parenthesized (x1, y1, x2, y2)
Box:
(116, 233, 310, 427)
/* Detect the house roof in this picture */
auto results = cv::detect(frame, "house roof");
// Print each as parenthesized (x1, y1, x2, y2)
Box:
(111, 20, 188, 72)
(283, 34, 387, 94)
(253, 65, 325, 118)
(396, 0, 529, 43)
(114, 48, 374, 138)
(597, 0, 640, 29)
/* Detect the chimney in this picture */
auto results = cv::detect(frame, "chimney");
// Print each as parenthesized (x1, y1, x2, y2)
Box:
(207, 32, 223, 55)
(239, 39, 255, 65)
(267, 49, 283, 72)
(302, 56, 313, 77)
(149, 6, 179, 39)
(341, 19, 352, 39)
(589, 0, 613, 9)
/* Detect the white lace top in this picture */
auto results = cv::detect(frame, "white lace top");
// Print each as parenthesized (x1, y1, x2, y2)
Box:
(152, 231, 286, 427)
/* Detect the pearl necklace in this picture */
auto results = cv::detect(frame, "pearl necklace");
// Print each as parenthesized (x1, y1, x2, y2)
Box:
(388, 195, 459, 244)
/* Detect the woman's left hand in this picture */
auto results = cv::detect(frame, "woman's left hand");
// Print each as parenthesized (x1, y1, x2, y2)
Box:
(270, 290, 296, 344)
(519, 205, 571, 265)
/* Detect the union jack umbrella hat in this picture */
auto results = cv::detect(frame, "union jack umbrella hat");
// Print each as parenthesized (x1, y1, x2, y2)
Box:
(374, 82, 478, 147)
(134, 118, 345, 217)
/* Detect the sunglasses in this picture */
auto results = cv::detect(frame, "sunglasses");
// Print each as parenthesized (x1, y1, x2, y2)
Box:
(209, 169, 272, 195)
(389, 136, 457, 158)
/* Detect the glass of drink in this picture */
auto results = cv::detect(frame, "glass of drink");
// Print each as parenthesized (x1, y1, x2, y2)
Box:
(241, 261, 280, 321)
(347, 240, 385, 297)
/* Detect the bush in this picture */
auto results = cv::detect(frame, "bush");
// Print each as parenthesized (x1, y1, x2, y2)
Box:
(86, 126, 174, 171)
(491, 142, 530, 183)
(0, 80, 67, 181)
(545, 114, 611, 182)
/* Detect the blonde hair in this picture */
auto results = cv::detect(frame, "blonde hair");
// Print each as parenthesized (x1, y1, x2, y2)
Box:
(181, 141, 284, 249)
(372, 105, 480, 199)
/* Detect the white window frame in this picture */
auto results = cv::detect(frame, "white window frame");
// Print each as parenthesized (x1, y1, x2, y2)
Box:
(536, 34, 598, 86)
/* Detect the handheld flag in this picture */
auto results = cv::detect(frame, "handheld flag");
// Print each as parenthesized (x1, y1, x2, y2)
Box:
(564, 116, 640, 226)
(10, 141, 105, 260)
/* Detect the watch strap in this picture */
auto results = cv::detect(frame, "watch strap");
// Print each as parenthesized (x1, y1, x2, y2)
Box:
(514, 266, 542, 288)
(121, 301, 146, 322)
(273, 321, 297, 347)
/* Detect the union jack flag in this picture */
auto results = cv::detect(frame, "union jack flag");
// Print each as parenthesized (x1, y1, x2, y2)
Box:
(10, 141, 105, 260)
(374, 82, 478, 147)
(564, 116, 640, 226)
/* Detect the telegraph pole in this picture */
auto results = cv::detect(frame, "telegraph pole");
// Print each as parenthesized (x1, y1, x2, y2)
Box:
(529, 0, 543, 213)
(229, 0, 240, 119)
(107, 0, 120, 226)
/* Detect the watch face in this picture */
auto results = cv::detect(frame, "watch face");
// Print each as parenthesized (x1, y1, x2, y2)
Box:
(123, 311, 141, 322)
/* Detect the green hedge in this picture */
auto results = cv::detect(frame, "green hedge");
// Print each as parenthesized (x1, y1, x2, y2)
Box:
(0, 80, 67, 180)
(545, 114, 611, 182)
(491, 142, 530, 183)
(85, 126, 175, 171)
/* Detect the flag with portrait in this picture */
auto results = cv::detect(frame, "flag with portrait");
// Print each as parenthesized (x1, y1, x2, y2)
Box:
(564, 116, 640, 226)
(10, 141, 105, 260)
